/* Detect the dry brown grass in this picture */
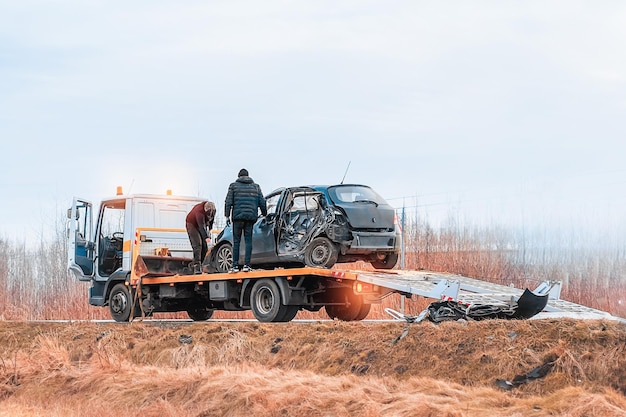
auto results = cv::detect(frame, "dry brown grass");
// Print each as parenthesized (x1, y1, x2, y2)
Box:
(1, 320, 625, 416)
(2, 221, 626, 415)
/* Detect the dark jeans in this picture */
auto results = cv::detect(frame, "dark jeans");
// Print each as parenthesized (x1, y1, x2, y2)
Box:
(186, 223, 207, 264)
(232, 220, 254, 266)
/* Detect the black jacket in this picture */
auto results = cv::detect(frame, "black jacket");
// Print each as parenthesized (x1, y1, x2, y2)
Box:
(224, 176, 267, 221)
(186, 202, 215, 240)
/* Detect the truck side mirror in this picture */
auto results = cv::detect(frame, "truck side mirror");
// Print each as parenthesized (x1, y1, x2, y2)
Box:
(67, 209, 79, 220)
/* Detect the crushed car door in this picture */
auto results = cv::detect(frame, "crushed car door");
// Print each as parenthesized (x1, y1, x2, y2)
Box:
(248, 193, 281, 263)
(275, 188, 330, 257)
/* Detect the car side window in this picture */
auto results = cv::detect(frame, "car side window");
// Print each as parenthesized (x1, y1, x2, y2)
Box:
(291, 195, 319, 212)
(266, 195, 280, 216)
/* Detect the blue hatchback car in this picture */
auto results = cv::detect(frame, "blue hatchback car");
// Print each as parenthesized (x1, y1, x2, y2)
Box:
(206, 184, 400, 272)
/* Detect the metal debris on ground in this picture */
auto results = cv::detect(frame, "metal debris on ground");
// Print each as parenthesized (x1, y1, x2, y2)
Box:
(495, 355, 558, 390)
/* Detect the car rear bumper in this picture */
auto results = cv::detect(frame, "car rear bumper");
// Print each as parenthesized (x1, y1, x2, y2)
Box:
(345, 231, 397, 254)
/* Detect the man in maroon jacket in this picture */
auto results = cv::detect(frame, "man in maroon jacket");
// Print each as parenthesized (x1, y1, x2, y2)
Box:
(186, 201, 216, 274)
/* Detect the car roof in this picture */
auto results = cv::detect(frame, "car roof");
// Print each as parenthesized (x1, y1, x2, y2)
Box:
(267, 184, 373, 197)
(309, 184, 372, 192)
(266, 186, 319, 196)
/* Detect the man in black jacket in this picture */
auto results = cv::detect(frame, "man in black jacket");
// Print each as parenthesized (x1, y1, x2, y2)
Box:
(186, 201, 216, 274)
(224, 169, 267, 272)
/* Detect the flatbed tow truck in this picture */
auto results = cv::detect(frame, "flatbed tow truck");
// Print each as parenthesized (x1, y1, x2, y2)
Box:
(133, 254, 616, 323)
(67, 191, 620, 323)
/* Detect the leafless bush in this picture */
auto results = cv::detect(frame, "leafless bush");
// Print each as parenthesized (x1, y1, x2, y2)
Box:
(0, 213, 624, 320)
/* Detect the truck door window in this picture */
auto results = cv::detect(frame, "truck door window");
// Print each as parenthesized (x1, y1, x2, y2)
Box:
(98, 205, 125, 276)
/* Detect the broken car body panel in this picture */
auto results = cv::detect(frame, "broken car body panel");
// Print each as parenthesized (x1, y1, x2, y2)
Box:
(312, 184, 398, 256)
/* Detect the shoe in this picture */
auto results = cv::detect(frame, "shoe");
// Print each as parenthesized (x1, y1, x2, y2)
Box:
(192, 262, 202, 275)
(229, 266, 240, 273)
(242, 265, 252, 272)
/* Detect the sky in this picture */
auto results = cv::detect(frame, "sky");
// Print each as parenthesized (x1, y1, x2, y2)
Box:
(1, 1, 626, 246)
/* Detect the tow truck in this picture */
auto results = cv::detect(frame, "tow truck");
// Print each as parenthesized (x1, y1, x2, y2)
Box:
(67, 189, 618, 323)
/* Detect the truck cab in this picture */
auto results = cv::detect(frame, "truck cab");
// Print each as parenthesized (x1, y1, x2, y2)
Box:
(67, 191, 206, 309)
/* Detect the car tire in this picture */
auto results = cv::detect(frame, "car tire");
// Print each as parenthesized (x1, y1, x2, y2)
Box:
(304, 237, 338, 268)
(370, 252, 399, 269)
(213, 243, 233, 273)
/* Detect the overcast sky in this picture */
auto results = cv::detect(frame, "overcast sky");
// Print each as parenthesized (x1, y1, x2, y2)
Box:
(1, 1, 625, 245)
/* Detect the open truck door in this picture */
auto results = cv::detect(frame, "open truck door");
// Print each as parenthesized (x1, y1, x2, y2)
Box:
(67, 198, 94, 281)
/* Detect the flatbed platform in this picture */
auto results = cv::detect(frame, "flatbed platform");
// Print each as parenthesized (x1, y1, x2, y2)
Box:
(133, 264, 619, 320)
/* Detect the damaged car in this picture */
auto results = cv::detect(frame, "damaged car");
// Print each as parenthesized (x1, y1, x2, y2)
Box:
(206, 184, 401, 272)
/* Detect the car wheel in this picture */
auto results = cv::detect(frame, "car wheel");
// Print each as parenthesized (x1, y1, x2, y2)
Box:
(304, 237, 338, 268)
(370, 252, 399, 269)
(213, 243, 233, 273)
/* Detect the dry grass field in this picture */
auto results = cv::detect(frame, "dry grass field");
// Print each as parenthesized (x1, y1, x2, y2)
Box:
(1, 319, 625, 417)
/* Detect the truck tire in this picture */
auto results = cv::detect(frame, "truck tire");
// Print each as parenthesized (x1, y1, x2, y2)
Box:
(354, 302, 371, 321)
(109, 283, 133, 322)
(304, 237, 338, 268)
(276, 305, 299, 322)
(186, 306, 215, 321)
(325, 292, 368, 321)
(250, 278, 290, 322)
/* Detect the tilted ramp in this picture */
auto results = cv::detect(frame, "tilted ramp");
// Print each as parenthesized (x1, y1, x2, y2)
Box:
(352, 269, 617, 320)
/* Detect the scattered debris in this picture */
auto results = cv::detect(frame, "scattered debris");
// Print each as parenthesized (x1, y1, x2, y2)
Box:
(390, 323, 411, 345)
(496, 355, 558, 390)
(178, 334, 193, 344)
(270, 337, 283, 354)
(386, 289, 550, 344)
(351, 364, 369, 375)
(95, 331, 109, 341)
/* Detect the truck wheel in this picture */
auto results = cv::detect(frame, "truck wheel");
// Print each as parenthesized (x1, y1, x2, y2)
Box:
(276, 305, 299, 322)
(370, 252, 399, 269)
(109, 283, 133, 322)
(213, 243, 233, 273)
(304, 237, 338, 268)
(325, 293, 367, 321)
(251, 278, 289, 323)
(354, 303, 371, 321)
(186, 306, 214, 321)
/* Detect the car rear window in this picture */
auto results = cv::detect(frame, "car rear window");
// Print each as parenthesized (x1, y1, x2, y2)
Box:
(327, 185, 386, 205)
